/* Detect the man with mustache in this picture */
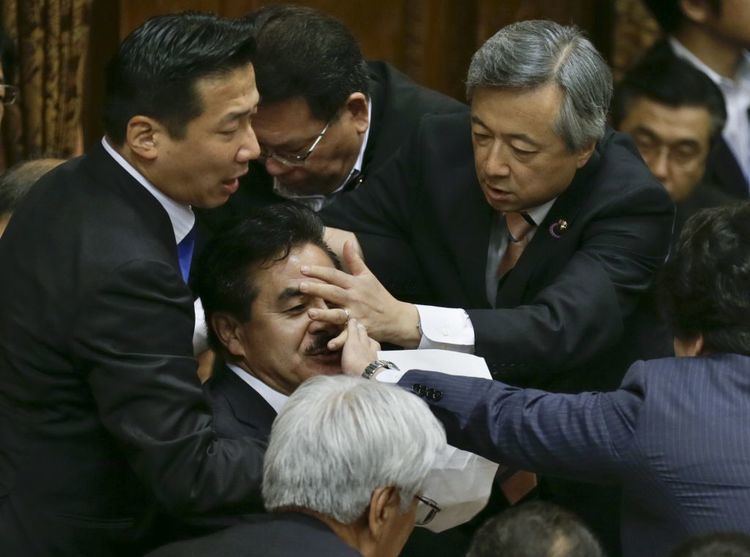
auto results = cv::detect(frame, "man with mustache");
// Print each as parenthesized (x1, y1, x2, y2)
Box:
(193, 204, 376, 446)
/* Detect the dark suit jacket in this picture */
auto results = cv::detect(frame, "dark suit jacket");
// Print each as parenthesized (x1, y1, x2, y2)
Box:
(196, 60, 467, 233)
(146, 512, 361, 557)
(204, 364, 276, 442)
(0, 144, 265, 557)
(322, 112, 674, 393)
(399, 353, 750, 557)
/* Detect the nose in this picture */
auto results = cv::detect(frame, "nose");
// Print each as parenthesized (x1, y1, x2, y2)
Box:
(236, 122, 261, 163)
(483, 142, 511, 178)
(647, 147, 670, 184)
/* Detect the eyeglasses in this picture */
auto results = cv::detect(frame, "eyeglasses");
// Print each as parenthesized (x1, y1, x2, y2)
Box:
(414, 494, 441, 526)
(0, 84, 19, 106)
(259, 120, 331, 167)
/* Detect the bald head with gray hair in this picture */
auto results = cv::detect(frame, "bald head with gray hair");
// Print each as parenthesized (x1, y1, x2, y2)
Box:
(262, 375, 446, 524)
(466, 20, 612, 152)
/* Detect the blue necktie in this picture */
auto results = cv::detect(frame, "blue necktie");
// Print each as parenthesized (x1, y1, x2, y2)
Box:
(177, 226, 196, 283)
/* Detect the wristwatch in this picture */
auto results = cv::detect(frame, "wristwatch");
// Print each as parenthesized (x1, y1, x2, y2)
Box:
(361, 359, 399, 380)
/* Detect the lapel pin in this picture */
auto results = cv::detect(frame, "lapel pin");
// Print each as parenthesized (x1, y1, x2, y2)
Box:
(548, 219, 568, 239)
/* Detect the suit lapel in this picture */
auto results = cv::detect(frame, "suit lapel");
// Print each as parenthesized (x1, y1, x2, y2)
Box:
(497, 146, 602, 307)
(212, 366, 278, 439)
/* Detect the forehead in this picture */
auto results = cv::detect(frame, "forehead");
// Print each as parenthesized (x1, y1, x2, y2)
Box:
(253, 243, 335, 302)
(620, 97, 712, 143)
(470, 84, 564, 141)
(190, 64, 259, 124)
(252, 97, 324, 144)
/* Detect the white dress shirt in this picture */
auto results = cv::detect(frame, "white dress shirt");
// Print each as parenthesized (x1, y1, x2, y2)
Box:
(670, 37, 750, 190)
(415, 199, 556, 352)
(227, 363, 289, 413)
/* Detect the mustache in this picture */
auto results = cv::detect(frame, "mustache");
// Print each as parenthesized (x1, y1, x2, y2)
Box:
(304, 333, 340, 356)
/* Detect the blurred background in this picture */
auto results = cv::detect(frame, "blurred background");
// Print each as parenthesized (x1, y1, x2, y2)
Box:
(0, 0, 661, 170)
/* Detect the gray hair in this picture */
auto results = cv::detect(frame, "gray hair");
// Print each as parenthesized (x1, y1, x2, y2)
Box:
(466, 20, 612, 152)
(262, 375, 447, 523)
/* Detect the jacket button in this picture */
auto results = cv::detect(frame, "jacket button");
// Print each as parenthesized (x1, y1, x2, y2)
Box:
(431, 391, 443, 401)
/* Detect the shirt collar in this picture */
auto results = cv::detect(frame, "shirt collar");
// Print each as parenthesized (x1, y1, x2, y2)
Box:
(227, 363, 289, 414)
(515, 197, 557, 227)
(101, 137, 195, 244)
(670, 37, 750, 87)
(271, 99, 373, 209)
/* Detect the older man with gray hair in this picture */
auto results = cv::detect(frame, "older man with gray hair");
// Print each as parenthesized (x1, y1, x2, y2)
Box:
(307, 19, 674, 552)
(147, 375, 447, 557)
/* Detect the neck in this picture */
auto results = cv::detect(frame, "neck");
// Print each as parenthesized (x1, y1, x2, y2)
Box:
(296, 509, 374, 556)
(675, 25, 744, 78)
(236, 361, 294, 396)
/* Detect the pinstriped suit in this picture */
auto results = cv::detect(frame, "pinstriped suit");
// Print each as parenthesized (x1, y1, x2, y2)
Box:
(398, 353, 750, 557)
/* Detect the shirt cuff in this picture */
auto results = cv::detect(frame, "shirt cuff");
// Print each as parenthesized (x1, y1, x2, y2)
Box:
(193, 298, 209, 356)
(374, 367, 406, 384)
(415, 305, 475, 353)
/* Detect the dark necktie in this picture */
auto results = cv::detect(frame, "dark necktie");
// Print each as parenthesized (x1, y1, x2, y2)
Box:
(177, 226, 196, 283)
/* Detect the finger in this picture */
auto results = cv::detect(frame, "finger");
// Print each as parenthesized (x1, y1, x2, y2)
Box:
(299, 281, 348, 306)
(327, 329, 348, 351)
(308, 307, 350, 325)
(300, 264, 353, 287)
(343, 240, 369, 276)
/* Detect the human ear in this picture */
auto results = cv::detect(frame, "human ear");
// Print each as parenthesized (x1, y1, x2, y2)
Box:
(343, 93, 370, 134)
(367, 486, 399, 541)
(576, 140, 597, 168)
(680, 0, 713, 24)
(211, 313, 248, 359)
(125, 116, 162, 161)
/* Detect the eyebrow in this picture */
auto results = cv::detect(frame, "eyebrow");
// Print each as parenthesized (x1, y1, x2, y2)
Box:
(278, 287, 303, 303)
(470, 115, 541, 148)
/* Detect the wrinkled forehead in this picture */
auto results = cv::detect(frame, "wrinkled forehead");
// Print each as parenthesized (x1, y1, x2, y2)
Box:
(252, 243, 336, 300)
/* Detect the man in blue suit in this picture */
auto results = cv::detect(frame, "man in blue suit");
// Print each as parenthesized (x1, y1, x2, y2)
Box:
(356, 202, 750, 557)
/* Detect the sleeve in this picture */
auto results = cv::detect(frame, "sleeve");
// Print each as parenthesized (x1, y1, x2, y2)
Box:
(71, 258, 265, 515)
(398, 365, 647, 484)
(468, 182, 673, 382)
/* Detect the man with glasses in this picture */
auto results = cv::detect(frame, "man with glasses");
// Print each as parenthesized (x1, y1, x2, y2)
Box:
(612, 47, 731, 243)
(198, 4, 465, 228)
(148, 375, 447, 557)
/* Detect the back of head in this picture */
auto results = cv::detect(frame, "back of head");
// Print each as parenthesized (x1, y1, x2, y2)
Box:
(103, 12, 256, 145)
(612, 45, 726, 141)
(192, 204, 336, 355)
(244, 4, 369, 121)
(659, 202, 750, 355)
(262, 375, 446, 523)
(0, 158, 66, 215)
(467, 501, 603, 557)
(643, 0, 722, 33)
(672, 532, 750, 557)
(466, 19, 612, 151)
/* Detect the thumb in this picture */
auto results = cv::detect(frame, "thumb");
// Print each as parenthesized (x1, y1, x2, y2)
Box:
(343, 240, 368, 275)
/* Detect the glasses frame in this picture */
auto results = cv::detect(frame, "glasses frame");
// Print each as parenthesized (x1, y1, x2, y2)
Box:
(0, 84, 19, 106)
(260, 120, 332, 167)
(414, 494, 441, 526)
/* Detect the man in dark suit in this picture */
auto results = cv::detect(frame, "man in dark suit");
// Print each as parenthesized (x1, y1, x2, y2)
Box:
(148, 375, 447, 557)
(302, 20, 672, 550)
(373, 202, 750, 557)
(612, 44, 732, 243)
(642, 0, 750, 199)
(197, 4, 466, 231)
(0, 13, 269, 557)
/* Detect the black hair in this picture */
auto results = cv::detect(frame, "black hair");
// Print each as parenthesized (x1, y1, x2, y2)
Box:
(643, 0, 722, 33)
(103, 12, 256, 145)
(659, 202, 750, 355)
(244, 4, 369, 121)
(612, 43, 726, 142)
(467, 502, 603, 557)
(672, 532, 750, 557)
(0, 158, 65, 215)
(192, 203, 340, 353)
